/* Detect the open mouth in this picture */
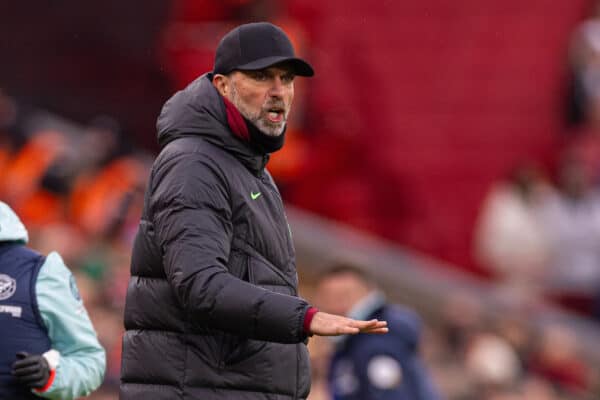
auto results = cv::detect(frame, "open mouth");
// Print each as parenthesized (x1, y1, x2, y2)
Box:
(266, 107, 285, 123)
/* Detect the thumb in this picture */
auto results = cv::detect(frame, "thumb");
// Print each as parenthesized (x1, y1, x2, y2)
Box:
(16, 352, 29, 360)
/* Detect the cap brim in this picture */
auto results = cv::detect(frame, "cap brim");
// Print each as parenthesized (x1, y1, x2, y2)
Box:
(235, 56, 314, 77)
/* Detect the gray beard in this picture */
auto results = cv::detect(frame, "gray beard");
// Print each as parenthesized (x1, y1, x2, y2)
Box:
(229, 85, 286, 137)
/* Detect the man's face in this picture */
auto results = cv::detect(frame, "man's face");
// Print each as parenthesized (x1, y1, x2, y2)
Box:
(227, 65, 295, 136)
(315, 272, 373, 317)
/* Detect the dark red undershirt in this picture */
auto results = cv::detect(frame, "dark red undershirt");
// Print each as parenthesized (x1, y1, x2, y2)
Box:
(303, 307, 319, 335)
(222, 95, 249, 140)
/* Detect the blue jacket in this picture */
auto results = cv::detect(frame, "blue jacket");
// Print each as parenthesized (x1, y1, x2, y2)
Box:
(328, 292, 442, 400)
(0, 202, 105, 400)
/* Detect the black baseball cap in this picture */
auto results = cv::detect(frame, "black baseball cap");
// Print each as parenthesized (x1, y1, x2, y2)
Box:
(213, 22, 314, 77)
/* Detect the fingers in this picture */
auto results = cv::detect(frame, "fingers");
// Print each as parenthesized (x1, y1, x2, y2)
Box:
(364, 321, 388, 333)
(12, 357, 39, 370)
(339, 319, 388, 335)
(309, 312, 390, 336)
(17, 370, 45, 386)
(349, 319, 388, 332)
(12, 364, 41, 376)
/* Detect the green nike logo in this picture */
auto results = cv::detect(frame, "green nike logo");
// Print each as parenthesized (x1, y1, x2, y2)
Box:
(251, 191, 262, 200)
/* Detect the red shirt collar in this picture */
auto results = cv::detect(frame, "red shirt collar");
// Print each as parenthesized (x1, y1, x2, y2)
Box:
(222, 95, 250, 141)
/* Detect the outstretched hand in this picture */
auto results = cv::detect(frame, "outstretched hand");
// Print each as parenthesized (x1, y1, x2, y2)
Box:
(309, 311, 388, 336)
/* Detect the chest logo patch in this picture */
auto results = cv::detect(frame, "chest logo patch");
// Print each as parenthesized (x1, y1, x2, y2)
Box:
(251, 191, 262, 200)
(367, 355, 403, 389)
(0, 274, 17, 300)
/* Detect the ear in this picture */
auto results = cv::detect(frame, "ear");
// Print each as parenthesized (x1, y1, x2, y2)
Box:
(212, 74, 229, 97)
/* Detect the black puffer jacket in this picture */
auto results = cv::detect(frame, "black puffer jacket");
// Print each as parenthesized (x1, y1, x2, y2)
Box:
(120, 74, 311, 400)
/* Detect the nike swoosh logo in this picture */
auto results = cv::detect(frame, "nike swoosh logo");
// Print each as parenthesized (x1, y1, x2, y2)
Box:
(251, 191, 262, 200)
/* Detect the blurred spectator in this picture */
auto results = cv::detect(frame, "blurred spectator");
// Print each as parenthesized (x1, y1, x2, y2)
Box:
(474, 162, 552, 292)
(315, 263, 442, 400)
(491, 304, 537, 372)
(438, 292, 486, 361)
(41, 116, 122, 197)
(568, 2, 600, 126)
(565, 1, 600, 191)
(68, 153, 149, 239)
(537, 154, 600, 299)
(464, 332, 521, 393)
(528, 324, 591, 396)
(0, 129, 69, 226)
(0, 113, 126, 229)
(432, 292, 486, 399)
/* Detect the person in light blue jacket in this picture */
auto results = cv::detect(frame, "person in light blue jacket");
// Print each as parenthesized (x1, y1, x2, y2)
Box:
(0, 201, 105, 399)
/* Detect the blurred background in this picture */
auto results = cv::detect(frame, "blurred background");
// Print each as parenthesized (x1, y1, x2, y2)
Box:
(2, 0, 600, 398)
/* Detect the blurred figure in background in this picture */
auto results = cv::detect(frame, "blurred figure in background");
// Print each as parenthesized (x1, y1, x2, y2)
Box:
(474, 162, 552, 295)
(315, 263, 442, 400)
(537, 153, 600, 306)
(0, 202, 105, 400)
(464, 331, 522, 399)
(567, 0, 600, 128)
(528, 324, 592, 397)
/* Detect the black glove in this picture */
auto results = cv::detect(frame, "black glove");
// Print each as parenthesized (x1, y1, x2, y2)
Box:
(11, 351, 51, 389)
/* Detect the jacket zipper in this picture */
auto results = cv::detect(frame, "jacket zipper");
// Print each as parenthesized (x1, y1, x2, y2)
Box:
(259, 168, 302, 399)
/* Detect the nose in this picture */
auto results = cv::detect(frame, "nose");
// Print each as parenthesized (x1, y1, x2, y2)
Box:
(268, 77, 285, 98)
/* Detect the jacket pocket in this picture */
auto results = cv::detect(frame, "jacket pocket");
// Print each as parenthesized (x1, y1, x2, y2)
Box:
(220, 255, 291, 367)
(220, 252, 264, 366)
(247, 255, 295, 296)
(227, 249, 249, 281)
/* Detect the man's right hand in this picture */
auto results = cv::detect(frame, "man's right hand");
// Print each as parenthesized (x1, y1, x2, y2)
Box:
(309, 311, 388, 336)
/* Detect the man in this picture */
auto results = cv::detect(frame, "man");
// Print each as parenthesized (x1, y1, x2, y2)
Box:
(120, 22, 387, 400)
(0, 202, 106, 399)
(316, 264, 442, 400)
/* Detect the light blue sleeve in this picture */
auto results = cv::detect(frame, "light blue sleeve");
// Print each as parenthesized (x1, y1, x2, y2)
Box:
(34, 251, 106, 400)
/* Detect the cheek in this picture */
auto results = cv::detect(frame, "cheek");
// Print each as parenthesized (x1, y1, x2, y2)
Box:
(235, 83, 263, 109)
(250, 92, 269, 111)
